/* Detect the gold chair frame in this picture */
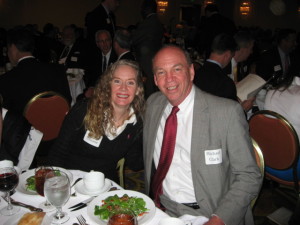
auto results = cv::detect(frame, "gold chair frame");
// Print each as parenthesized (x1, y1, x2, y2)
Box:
(249, 110, 300, 193)
(251, 138, 265, 208)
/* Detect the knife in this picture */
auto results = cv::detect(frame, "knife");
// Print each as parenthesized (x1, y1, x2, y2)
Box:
(69, 196, 95, 211)
(2, 197, 43, 212)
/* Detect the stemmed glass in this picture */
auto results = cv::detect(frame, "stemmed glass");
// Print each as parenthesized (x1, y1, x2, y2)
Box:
(35, 166, 55, 212)
(44, 170, 71, 224)
(0, 167, 20, 215)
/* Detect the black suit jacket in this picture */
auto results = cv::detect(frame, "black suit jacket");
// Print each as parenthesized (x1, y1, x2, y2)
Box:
(85, 4, 115, 44)
(0, 58, 72, 114)
(194, 61, 237, 101)
(59, 39, 88, 70)
(85, 49, 117, 87)
(256, 47, 297, 85)
(119, 51, 135, 61)
(223, 61, 249, 82)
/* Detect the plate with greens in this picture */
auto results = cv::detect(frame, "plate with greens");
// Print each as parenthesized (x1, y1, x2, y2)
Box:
(16, 167, 73, 195)
(87, 190, 155, 225)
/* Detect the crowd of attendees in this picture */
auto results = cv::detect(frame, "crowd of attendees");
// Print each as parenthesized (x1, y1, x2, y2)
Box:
(0, 0, 300, 224)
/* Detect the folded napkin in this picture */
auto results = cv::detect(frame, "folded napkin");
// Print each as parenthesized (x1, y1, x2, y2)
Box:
(179, 214, 209, 225)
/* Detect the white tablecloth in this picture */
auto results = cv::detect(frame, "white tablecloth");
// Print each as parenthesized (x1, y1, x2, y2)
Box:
(0, 170, 169, 224)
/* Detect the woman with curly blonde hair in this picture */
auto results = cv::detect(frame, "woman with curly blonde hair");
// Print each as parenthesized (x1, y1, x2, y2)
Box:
(49, 60, 145, 184)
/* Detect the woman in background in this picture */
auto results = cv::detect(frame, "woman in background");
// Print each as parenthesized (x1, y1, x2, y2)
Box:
(48, 60, 144, 183)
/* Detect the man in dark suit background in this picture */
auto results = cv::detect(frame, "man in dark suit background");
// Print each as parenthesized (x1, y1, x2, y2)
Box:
(132, 0, 164, 98)
(197, 4, 236, 58)
(256, 28, 297, 86)
(85, 0, 119, 47)
(194, 33, 238, 101)
(0, 26, 71, 114)
(113, 28, 135, 61)
(85, 30, 117, 87)
(223, 31, 255, 82)
(58, 25, 87, 70)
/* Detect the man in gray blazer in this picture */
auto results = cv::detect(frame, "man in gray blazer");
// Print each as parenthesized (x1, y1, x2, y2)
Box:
(143, 45, 262, 225)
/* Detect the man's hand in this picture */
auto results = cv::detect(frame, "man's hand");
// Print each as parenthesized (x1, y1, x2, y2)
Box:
(240, 97, 256, 112)
(204, 215, 225, 225)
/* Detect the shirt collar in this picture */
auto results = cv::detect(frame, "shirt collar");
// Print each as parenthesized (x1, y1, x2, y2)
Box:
(18, 56, 35, 64)
(207, 59, 222, 68)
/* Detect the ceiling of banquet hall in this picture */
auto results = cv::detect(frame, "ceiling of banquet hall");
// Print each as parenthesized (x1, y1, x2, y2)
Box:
(0, 0, 299, 32)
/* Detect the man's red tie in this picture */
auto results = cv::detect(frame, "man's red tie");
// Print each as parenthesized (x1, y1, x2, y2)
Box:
(151, 106, 179, 208)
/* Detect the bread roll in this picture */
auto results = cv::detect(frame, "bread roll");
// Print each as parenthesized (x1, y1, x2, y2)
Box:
(17, 212, 46, 225)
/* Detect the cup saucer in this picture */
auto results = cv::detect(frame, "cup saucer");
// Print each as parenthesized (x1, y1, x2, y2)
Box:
(75, 178, 111, 196)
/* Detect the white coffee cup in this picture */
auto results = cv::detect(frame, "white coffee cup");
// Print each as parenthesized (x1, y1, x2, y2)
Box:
(0, 160, 14, 168)
(83, 171, 105, 192)
(159, 218, 185, 225)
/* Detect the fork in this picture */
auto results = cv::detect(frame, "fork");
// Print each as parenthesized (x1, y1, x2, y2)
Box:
(77, 215, 89, 225)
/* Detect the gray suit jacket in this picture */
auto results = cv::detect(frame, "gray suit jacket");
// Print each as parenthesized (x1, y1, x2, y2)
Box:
(143, 86, 262, 225)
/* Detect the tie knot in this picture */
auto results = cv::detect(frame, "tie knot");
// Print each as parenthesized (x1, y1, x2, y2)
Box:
(171, 106, 179, 115)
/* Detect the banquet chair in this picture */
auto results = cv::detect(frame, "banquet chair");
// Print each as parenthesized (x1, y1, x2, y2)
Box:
(251, 138, 265, 208)
(117, 158, 125, 188)
(24, 91, 70, 142)
(248, 110, 300, 196)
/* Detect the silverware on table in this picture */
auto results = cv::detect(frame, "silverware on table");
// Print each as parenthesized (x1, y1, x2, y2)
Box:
(77, 214, 89, 225)
(69, 196, 95, 211)
(2, 197, 43, 212)
(72, 178, 82, 187)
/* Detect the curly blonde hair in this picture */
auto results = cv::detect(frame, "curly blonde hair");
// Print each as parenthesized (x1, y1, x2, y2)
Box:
(83, 60, 145, 139)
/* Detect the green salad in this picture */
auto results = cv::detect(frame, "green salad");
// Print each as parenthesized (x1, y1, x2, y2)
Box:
(26, 170, 61, 192)
(26, 176, 36, 191)
(94, 194, 149, 220)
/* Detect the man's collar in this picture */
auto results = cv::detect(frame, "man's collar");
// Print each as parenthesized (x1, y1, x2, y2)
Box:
(18, 56, 35, 64)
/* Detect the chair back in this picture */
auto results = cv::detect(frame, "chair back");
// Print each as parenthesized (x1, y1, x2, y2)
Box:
(249, 110, 300, 190)
(24, 91, 70, 141)
(116, 158, 125, 188)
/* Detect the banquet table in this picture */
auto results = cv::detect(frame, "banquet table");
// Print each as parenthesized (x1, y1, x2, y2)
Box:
(0, 170, 169, 225)
(67, 68, 86, 106)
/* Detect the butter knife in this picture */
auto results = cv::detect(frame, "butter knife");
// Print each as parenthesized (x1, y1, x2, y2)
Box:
(69, 196, 95, 211)
(2, 197, 43, 212)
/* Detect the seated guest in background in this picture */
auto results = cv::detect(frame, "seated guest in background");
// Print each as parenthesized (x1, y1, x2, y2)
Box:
(256, 28, 297, 85)
(48, 60, 144, 184)
(144, 45, 262, 224)
(224, 30, 255, 83)
(0, 26, 71, 114)
(0, 103, 43, 171)
(85, 29, 117, 87)
(113, 28, 135, 61)
(194, 33, 238, 101)
(194, 33, 254, 112)
(58, 25, 87, 70)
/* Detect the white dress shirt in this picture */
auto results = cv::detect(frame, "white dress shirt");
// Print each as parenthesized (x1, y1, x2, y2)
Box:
(154, 87, 196, 203)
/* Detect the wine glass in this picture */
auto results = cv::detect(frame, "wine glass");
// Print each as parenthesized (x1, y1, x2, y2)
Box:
(108, 208, 137, 225)
(0, 167, 20, 216)
(35, 166, 55, 212)
(44, 170, 71, 224)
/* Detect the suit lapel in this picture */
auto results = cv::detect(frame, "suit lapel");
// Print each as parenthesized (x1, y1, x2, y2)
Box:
(190, 88, 210, 198)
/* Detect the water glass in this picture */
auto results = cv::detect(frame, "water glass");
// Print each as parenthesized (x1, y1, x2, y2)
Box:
(44, 170, 71, 224)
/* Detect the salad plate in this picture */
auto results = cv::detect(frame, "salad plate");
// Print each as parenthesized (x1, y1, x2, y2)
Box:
(87, 190, 156, 225)
(16, 167, 73, 195)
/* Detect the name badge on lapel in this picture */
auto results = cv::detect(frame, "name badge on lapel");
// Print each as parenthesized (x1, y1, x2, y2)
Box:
(205, 149, 222, 165)
(71, 57, 78, 62)
(83, 130, 102, 147)
(274, 65, 281, 72)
